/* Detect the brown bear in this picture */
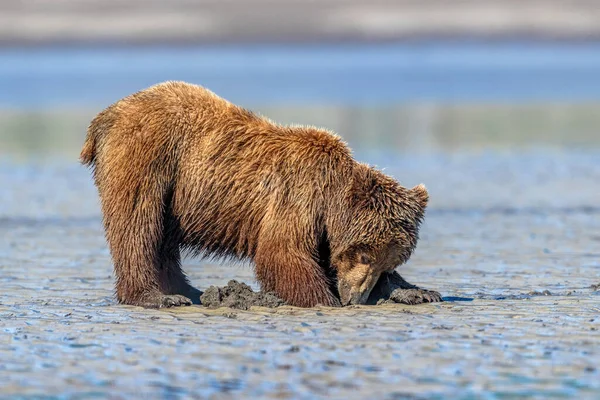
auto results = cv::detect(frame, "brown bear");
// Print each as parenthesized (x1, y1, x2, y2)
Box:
(80, 81, 439, 308)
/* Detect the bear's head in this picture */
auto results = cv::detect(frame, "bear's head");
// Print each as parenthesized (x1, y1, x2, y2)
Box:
(330, 164, 429, 306)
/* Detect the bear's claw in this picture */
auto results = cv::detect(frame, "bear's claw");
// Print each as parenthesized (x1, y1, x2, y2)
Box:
(134, 294, 193, 308)
(388, 288, 443, 305)
(160, 294, 193, 308)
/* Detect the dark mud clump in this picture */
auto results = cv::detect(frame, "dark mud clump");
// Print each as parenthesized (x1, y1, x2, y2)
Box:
(200, 272, 442, 310)
(200, 280, 286, 310)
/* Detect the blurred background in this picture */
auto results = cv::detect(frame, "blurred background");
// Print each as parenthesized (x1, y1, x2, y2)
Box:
(2, 0, 600, 161)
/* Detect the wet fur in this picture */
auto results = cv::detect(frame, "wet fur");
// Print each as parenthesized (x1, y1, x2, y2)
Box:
(81, 81, 428, 308)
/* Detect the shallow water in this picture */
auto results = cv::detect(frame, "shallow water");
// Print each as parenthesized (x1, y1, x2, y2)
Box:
(3, 42, 600, 109)
(1, 151, 599, 398)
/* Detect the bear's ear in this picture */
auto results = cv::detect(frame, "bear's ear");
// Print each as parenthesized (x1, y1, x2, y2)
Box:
(411, 184, 429, 209)
(350, 164, 381, 208)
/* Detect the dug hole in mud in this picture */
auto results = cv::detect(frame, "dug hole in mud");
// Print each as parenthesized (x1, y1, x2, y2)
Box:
(200, 271, 442, 310)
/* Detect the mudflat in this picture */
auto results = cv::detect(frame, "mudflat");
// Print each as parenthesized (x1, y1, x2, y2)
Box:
(1, 152, 599, 398)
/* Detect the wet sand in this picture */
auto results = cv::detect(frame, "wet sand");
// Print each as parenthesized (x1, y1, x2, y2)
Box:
(1, 152, 599, 398)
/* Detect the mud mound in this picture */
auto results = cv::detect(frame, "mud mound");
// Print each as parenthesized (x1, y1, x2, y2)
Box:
(200, 272, 442, 309)
(200, 280, 285, 310)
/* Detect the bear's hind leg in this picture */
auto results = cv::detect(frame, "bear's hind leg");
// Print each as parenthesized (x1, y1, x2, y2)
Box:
(157, 212, 202, 304)
(101, 172, 192, 308)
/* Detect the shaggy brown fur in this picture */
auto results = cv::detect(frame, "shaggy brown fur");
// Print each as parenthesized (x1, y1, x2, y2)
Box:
(81, 81, 431, 308)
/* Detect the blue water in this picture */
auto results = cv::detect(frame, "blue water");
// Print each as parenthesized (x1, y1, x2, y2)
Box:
(2, 41, 600, 109)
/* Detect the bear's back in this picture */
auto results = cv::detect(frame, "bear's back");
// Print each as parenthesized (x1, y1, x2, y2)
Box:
(109, 81, 254, 140)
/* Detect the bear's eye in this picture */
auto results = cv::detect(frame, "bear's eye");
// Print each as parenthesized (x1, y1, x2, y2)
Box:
(359, 254, 371, 265)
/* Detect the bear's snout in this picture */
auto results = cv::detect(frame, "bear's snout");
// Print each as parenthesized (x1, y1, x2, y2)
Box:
(337, 266, 381, 306)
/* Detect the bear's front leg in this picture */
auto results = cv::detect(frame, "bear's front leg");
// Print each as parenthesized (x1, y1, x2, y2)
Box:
(254, 249, 340, 307)
(254, 219, 340, 307)
(367, 270, 442, 305)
